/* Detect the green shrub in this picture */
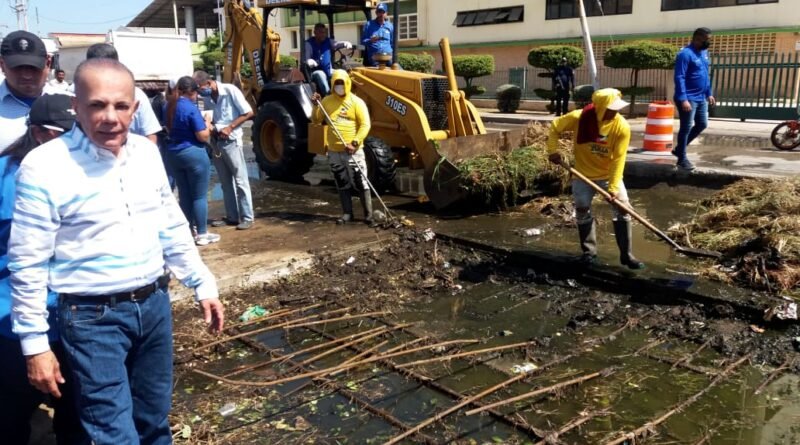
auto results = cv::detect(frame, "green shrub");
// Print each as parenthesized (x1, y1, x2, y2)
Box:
(604, 41, 677, 116)
(280, 54, 298, 67)
(398, 52, 435, 73)
(200, 50, 225, 73)
(496, 84, 522, 113)
(451, 55, 494, 99)
(573, 84, 595, 108)
(534, 88, 555, 100)
(528, 45, 585, 70)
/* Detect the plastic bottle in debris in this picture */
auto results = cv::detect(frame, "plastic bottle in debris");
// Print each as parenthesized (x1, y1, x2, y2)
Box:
(519, 228, 543, 237)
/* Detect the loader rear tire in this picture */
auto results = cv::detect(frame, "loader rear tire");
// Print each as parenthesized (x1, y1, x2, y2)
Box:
(363, 137, 397, 193)
(252, 101, 314, 181)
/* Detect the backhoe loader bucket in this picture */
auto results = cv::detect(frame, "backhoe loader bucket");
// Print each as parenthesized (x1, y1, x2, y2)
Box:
(422, 128, 526, 209)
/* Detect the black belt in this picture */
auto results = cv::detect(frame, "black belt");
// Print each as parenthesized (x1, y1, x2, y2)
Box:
(61, 274, 171, 305)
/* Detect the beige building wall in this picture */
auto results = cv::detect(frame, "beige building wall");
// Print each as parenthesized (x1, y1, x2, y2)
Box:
(424, 0, 800, 45)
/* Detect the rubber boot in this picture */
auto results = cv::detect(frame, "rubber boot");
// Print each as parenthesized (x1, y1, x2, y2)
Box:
(359, 190, 376, 227)
(577, 219, 598, 265)
(613, 219, 645, 270)
(337, 190, 354, 224)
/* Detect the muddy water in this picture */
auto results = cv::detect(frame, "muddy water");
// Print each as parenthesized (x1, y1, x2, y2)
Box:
(187, 171, 800, 444)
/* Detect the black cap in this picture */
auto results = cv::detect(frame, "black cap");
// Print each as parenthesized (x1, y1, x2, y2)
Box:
(1, 31, 47, 69)
(28, 94, 76, 132)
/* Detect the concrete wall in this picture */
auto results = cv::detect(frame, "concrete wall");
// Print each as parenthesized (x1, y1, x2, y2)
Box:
(423, 0, 800, 45)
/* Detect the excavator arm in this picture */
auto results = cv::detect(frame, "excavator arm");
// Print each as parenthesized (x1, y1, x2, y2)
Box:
(223, 0, 281, 110)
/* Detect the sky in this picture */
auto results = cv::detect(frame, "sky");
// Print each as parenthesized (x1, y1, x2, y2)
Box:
(0, 0, 153, 37)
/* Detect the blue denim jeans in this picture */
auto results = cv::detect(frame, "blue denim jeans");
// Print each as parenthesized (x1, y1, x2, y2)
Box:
(310, 70, 330, 96)
(58, 288, 173, 445)
(572, 178, 631, 225)
(212, 138, 254, 223)
(674, 99, 708, 161)
(166, 145, 211, 234)
(0, 337, 88, 445)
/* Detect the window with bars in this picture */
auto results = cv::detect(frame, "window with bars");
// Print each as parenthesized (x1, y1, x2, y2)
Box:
(545, 0, 633, 20)
(397, 14, 418, 40)
(661, 0, 778, 11)
(453, 6, 524, 27)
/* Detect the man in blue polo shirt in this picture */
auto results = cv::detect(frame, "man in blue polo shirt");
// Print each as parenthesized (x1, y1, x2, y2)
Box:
(673, 27, 715, 171)
(305, 22, 353, 95)
(361, 3, 394, 67)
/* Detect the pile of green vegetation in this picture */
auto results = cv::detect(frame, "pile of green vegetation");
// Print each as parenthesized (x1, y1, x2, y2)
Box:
(670, 178, 800, 292)
(456, 123, 571, 207)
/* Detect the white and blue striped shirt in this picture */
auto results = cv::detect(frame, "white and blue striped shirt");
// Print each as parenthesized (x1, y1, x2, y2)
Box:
(9, 126, 218, 355)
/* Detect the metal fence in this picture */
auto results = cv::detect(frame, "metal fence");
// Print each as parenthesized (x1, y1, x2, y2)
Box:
(710, 52, 800, 121)
(463, 65, 672, 103)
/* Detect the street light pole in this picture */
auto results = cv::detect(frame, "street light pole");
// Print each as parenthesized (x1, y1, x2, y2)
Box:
(577, 0, 599, 89)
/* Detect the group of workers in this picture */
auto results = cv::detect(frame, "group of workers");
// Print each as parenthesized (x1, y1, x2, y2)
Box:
(0, 17, 715, 445)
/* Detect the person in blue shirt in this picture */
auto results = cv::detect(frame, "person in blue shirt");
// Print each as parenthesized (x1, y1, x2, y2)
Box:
(305, 23, 353, 95)
(552, 57, 575, 116)
(361, 2, 394, 67)
(0, 94, 87, 445)
(163, 76, 220, 246)
(673, 27, 715, 171)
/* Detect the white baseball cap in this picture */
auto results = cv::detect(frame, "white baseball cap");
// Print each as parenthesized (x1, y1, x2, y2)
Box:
(607, 96, 630, 111)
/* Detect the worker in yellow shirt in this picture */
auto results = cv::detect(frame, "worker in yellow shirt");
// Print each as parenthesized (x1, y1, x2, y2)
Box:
(311, 70, 373, 225)
(547, 88, 644, 269)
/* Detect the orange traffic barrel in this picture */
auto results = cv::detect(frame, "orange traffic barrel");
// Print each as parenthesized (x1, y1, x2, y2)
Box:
(643, 101, 674, 152)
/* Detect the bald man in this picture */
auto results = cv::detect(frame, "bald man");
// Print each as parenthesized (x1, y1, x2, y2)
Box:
(9, 58, 224, 444)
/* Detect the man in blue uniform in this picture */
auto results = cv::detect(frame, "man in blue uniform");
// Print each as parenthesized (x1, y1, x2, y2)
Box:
(552, 57, 575, 116)
(305, 23, 353, 95)
(673, 27, 715, 171)
(361, 3, 394, 67)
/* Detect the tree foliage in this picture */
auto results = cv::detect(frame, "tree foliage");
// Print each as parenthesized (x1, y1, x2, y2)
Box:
(603, 41, 677, 116)
(398, 52, 435, 73)
(604, 41, 676, 70)
(528, 45, 585, 69)
(451, 55, 495, 99)
(201, 31, 223, 52)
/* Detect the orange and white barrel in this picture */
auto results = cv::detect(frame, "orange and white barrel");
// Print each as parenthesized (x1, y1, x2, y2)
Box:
(643, 101, 674, 152)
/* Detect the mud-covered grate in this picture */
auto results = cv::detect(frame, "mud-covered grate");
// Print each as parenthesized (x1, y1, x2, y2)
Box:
(421, 78, 449, 131)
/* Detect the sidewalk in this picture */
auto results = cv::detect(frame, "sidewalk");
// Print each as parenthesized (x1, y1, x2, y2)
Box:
(479, 108, 800, 182)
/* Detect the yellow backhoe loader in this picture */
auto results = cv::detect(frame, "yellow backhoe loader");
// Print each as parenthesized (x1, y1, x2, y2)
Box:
(223, 0, 509, 209)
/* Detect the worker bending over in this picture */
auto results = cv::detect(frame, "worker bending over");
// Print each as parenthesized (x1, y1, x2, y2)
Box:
(547, 88, 644, 270)
(311, 70, 374, 225)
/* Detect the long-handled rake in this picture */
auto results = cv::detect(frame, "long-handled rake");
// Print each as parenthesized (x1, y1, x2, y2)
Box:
(313, 98, 403, 227)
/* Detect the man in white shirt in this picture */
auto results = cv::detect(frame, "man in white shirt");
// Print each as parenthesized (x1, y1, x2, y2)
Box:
(194, 70, 256, 230)
(48, 69, 70, 92)
(10, 58, 224, 444)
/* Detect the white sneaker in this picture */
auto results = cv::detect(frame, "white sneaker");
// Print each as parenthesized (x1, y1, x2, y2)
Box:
(195, 232, 221, 246)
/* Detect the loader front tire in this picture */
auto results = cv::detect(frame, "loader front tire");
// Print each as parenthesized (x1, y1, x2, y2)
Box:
(252, 101, 313, 181)
(363, 137, 397, 193)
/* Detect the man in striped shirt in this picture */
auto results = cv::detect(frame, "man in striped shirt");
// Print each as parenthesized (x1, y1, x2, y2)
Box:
(9, 58, 224, 444)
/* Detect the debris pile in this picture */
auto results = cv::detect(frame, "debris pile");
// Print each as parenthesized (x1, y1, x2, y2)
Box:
(456, 122, 572, 207)
(669, 178, 800, 292)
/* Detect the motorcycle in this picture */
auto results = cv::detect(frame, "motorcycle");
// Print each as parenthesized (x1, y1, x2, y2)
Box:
(770, 118, 800, 150)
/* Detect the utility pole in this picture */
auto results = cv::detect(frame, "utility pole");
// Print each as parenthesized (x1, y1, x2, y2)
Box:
(12, 0, 28, 31)
(577, 0, 599, 89)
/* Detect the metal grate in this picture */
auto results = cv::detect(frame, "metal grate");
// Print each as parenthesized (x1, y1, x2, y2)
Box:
(421, 78, 450, 131)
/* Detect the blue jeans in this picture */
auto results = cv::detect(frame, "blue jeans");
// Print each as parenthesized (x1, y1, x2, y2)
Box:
(0, 336, 88, 445)
(572, 179, 631, 225)
(212, 138, 254, 223)
(58, 288, 173, 445)
(674, 99, 708, 161)
(166, 145, 210, 234)
(310, 70, 330, 96)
